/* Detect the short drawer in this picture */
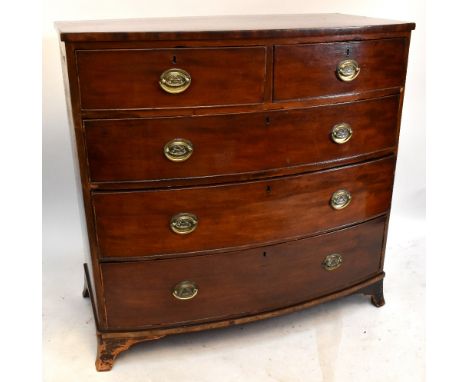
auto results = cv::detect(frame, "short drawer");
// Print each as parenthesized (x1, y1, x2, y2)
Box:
(76, 47, 266, 109)
(85, 95, 399, 183)
(274, 38, 407, 101)
(101, 217, 386, 329)
(93, 156, 395, 258)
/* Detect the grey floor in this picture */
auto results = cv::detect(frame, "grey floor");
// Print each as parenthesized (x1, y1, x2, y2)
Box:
(43, 214, 424, 381)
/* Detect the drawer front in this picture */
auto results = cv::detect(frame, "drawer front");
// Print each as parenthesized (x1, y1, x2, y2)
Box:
(93, 157, 395, 258)
(274, 38, 407, 101)
(85, 96, 399, 182)
(101, 217, 386, 329)
(76, 47, 267, 109)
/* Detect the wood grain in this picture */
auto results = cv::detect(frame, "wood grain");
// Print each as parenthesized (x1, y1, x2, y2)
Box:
(90, 269, 385, 370)
(274, 38, 407, 101)
(101, 217, 386, 329)
(57, 13, 414, 371)
(76, 47, 266, 110)
(92, 156, 395, 258)
(56, 13, 415, 42)
(85, 95, 400, 183)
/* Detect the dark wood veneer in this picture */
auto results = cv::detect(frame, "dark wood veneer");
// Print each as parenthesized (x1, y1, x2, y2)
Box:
(85, 263, 386, 371)
(57, 13, 414, 371)
(85, 95, 399, 183)
(77, 47, 267, 110)
(93, 156, 395, 258)
(101, 217, 386, 329)
(56, 13, 415, 42)
(274, 38, 407, 101)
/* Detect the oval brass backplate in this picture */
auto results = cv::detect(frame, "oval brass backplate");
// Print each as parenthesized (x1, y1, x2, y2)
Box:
(159, 68, 191, 94)
(322, 253, 343, 271)
(170, 213, 198, 234)
(337, 59, 360, 82)
(173, 280, 198, 300)
(331, 123, 353, 144)
(164, 138, 194, 162)
(330, 189, 352, 210)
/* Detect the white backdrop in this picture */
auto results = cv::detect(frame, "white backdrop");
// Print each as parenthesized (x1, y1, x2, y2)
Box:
(42, 1, 425, 381)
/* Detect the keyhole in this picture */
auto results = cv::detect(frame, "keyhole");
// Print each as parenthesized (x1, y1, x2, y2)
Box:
(172, 55, 177, 64)
(265, 115, 270, 125)
(346, 48, 350, 56)
(263, 251, 267, 257)
(266, 185, 272, 193)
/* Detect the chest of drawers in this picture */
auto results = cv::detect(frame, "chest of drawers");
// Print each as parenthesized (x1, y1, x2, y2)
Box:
(56, 13, 415, 371)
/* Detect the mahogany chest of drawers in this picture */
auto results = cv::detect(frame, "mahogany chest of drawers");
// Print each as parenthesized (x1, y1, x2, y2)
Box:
(56, 14, 415, 371)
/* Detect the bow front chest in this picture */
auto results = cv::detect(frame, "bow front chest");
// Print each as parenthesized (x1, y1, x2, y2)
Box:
(56, 13, 415, 371)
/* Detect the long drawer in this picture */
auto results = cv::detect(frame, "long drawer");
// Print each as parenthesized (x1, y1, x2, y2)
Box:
(93, 156, 395, 259)
(85, 96, 399, 183)
(76, 47, 267, 110)
(101, 217, 386, 329)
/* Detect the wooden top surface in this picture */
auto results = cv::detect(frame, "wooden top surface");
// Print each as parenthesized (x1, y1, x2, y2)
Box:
(56, 13, 415, 42)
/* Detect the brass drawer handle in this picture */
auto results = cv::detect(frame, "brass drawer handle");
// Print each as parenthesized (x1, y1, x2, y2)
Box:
(159, 68, 191, 94)
(331, 123, 353, 144)
(173, 280, 198, 300)
(330, 189, 352, 210)
(322, 254, 343, 271)
(164, 138, 194, 162)
(170, 213, 198, 234)
(337, 59, 360, 82)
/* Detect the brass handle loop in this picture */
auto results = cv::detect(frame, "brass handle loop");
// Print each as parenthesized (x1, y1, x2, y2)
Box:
(330, 189, 352, 210)
(331, 123, 353, 144)
(159, 68, 191, 94)
(164, 138, 193, 162)
(322, 254, 343, 271)
(170, 213, 198, 235)
(173, 280, 198, 300)
(337, 59, 360, 82)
